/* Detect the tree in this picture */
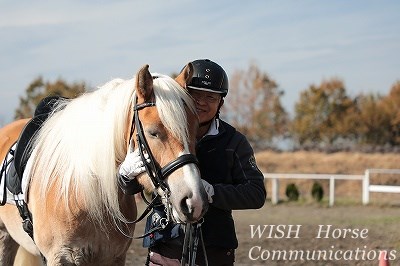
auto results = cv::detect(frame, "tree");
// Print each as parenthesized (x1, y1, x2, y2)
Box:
(291, 78, 357, 148)
(380, 81, 400, 145)
(15, 76, 86, 119)
(353, 82, 400, 147)
(354, 93, 390, 145)
(223, 62, 288, 149)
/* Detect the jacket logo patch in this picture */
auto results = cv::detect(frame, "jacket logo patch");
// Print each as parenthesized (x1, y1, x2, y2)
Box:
(249, 155, 260, 171)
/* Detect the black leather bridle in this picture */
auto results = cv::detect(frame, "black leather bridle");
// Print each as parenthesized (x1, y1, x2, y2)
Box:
(130, 95, 208, 266)
(128, 95, 199, 232)
(132, 97, 199, 192)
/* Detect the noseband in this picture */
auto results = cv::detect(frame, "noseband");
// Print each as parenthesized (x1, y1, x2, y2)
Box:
(132, 96, 199, 194)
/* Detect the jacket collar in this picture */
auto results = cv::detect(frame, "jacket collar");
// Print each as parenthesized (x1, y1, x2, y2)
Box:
(204, 118, 220, 137)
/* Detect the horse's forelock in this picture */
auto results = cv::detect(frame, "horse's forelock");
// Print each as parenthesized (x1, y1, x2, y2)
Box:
(152, 74, 196, 147)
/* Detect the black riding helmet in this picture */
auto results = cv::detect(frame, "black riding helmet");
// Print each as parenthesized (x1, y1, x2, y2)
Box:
(187, 59, 229, 97)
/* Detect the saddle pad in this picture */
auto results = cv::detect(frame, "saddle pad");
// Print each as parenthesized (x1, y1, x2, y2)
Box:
(14, 114, 47, 179)
(1, 143, 32, 205)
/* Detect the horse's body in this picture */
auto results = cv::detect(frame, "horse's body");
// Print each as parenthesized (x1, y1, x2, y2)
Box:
(0, 65, 207, 265)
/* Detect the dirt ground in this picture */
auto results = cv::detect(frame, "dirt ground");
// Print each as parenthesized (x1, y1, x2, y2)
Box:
(126, 201, 400, 265)
(126, 151, 400, 265)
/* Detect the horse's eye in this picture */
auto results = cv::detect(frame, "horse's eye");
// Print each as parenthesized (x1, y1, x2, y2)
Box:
(146, 125, 167, 140)
(148, 130, 158, 138)
(146, 127, 160, 139)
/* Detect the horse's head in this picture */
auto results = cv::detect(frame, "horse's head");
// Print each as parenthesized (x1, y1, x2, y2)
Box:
(130, 64, 208, 223)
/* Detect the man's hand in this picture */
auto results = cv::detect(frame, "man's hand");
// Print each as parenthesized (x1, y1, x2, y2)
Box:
(119, 149, 150, 179)
(201, 179, 214, 203)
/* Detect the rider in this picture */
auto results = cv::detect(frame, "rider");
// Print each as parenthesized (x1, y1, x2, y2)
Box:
(119, 59, 266, 265)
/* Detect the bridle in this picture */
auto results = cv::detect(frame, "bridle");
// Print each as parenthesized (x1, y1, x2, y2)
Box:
(129, 94, 208, 266)
(132, 96, 199, 195)
(128, 95, 199, 229)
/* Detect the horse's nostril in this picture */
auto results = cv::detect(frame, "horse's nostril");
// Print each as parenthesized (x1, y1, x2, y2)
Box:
(177, 191, 208, 222)
(180, 197, 194, 217)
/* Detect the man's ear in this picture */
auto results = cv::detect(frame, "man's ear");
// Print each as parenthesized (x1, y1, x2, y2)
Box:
(175, 63, 194, 89)
(219, 98, 224, 108)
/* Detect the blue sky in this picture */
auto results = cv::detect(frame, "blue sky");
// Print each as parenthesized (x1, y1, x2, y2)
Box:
(1, 1, 399, 125)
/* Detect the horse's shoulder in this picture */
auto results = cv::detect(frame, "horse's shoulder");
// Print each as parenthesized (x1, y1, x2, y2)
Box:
(0, 119, 30, 161)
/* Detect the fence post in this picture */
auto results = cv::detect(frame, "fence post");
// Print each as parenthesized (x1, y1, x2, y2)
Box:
(271, 178, 279, 204)
(329, 176, 335, 207)
(362, 169, 370, 205)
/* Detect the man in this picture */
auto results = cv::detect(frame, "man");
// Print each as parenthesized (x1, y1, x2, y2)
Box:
(119, 59, 266, 265)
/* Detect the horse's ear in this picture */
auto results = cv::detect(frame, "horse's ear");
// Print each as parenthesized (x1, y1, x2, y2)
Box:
(175, 63, 194, 89)
(136, 64, 153, 101)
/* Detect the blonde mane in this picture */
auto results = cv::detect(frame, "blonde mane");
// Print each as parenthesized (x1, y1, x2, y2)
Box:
(31, 74, 195, 225)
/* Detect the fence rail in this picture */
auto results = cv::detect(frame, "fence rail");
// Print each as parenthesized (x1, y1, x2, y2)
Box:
(263, 169, 400, 206)
(362, 168, 400, 204)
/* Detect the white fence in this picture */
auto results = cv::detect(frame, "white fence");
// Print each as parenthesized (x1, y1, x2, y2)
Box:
(263, 168, 400, 206)
(362, 168, 400, 204)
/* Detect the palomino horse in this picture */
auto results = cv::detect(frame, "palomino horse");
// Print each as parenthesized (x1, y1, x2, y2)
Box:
(0, 64, 208, 265)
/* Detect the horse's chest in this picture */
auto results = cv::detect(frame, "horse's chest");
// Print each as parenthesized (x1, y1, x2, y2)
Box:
(55, 240, 130, 265)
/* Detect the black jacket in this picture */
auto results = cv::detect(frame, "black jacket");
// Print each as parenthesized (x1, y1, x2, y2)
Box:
(143, 119, 266, 249)
(195, 120, 266, 248)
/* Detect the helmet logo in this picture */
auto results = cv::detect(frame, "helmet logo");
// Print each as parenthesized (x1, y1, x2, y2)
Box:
(205, 68, 211, 79)
(202, 80, 211, 86)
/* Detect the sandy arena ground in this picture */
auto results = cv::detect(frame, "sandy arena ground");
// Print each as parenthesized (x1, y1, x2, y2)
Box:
(126, 201, 400, 265)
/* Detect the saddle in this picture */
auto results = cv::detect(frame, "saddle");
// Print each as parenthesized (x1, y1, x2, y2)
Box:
(6, 96, 63, 195)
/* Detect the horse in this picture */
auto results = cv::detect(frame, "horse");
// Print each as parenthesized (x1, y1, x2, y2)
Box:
(0, 64, 208, 265)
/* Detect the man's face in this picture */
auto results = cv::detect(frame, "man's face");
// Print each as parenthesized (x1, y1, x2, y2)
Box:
(189, 89, 222, 124)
